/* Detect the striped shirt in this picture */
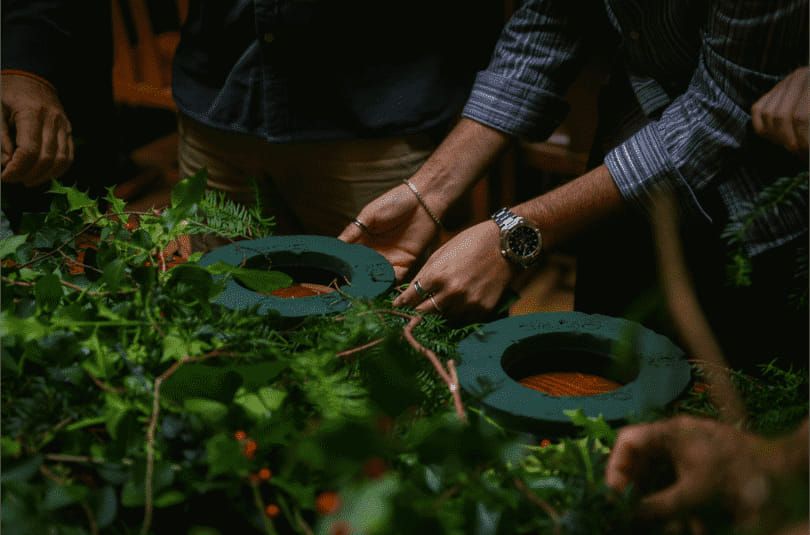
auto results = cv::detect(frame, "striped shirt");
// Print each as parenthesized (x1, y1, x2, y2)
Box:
(463, 0, 808, 255)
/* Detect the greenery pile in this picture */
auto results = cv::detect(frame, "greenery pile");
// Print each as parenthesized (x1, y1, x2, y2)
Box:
(1, 172, 806, 534)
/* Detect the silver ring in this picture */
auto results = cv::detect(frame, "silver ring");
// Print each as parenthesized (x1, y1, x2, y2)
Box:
(429, 294, 442, 313)
(413, 279, 430, 300)
(352, 218, 369, 233)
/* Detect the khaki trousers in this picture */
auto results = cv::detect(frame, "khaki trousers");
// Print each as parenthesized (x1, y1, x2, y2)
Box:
(177, 114, 436, 237)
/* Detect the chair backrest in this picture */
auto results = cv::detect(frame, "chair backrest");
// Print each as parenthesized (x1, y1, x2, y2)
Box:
(111, 0, 187, 110)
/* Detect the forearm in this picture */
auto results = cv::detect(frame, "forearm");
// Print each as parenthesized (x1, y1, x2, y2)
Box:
(512, 164, 625, 250)
(410, 118, 511, 216)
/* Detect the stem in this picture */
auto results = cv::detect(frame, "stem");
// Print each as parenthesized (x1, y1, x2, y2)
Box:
(335, 338, 384, 358)
(250, 480, 278, 535)
(513, 478, 561, 534)
(651, 195, 746, 424)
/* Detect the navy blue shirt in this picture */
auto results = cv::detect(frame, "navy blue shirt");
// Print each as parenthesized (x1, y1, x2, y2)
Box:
(173, 0, 500, 142)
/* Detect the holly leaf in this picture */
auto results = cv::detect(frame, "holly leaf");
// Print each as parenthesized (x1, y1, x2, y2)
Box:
(49, 182, 96, 212)
(34, 273, 63, 310)
(0, 234, 27, 259)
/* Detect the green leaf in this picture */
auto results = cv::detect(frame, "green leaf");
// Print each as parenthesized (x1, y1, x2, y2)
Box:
(0, 234, 28, 259)
(183, 398, 229, 423)
(205, 262, 293, 293)
(564, 409, 616, 444)
(34, 273, 64, 310)
(234, 386, 286, 422)
(171, 169, 208, 211)
(205, 433, 250, 478)
(95, 485, 118, 528)
(65, 416, 107, 432)
(1, 436, 22, 457)
(154, 490, 186, 508)
(0, 311, 48, 341)
(101, 259, 127, 292)
(49, 183, 96, 212)
(121, 461, 174, 507)
(42, 484, 89, 511)
(1, 455, 42, 482)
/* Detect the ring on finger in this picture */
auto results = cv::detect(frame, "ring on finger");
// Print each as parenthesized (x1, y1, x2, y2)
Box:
(352, 218, 369, 233)
(428, 294, 442, 313)
(413, 279, 430, 300)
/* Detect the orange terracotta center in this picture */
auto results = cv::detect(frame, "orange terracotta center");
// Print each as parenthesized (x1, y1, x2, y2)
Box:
(270, 282, 335, 298)
(519, 372, 622, 397)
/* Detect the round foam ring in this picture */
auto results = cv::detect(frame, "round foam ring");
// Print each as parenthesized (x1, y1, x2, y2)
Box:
(456, 311, 691, 435)
(199, 235, 395, 318)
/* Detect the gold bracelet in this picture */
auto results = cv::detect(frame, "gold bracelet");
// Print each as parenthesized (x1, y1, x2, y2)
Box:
(402, 179, 443, 228)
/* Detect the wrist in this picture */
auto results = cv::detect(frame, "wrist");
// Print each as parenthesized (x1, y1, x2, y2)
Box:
(1, 69, 58, 93)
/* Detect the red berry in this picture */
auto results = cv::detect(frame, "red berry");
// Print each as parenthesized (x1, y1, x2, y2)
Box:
(330, 520, 352, 535)
(316, 491, 341, 515)
(264, 504, 280, 518)
(234, 430, 247, 441)
(362, 457, 386, 479)
(258, 467, 272, 480)
(539, 439, 552, 448)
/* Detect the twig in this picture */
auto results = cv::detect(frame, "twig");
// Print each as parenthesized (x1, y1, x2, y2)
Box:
(45, 453, 105, 464)
(88, 373, 124, 393)
(141, 349, 239, 535)
(81, 500, 100, 535)
(447, 359, 466, 422)
(514, 478, 562, 535)
(335, 337, 384, 358)
(0, 275, 136, 298)
(651, 195, 746, 424)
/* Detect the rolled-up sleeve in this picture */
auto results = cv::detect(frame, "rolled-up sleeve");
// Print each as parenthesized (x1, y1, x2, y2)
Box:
(605, 0, 808, 220)
(462, 0, 592, 140)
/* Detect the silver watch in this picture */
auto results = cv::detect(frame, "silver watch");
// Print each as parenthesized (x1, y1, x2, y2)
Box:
(491, 207, 543, 268)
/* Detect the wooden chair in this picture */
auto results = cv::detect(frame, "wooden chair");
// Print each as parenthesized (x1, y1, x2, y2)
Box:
(111, 0, 188, 110)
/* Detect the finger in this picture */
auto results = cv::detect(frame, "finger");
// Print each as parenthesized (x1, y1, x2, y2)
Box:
(2, 110, 41, 183)
(1, 108, 13, 169)
(51, 124, 73, 178)
(24, 111, 61, 187)
(393, 265, 409, 282)
(770, 79, 800, 153)
(750, 98, 767, 139)
(605, 423, 670, 492)
(640, 483, 694, 518)
(789, 71, 809, 154)
(394, 275, 438, 308)
(337, 221, 362, 242)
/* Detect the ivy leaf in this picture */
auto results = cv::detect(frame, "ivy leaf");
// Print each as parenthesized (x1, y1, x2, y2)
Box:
(563, 409, 616, 444)
(42, 484, 89, 511)
(0, 234, 28, 259)
(234, 386, 286, 421)
(34, 273, 63, 310)
(0, 312, 48, 342)
(184, 398, 229, 423)
(165, 169, 207, 227)
(154, 490, 186, 508)
(49, 182, 96, 212)
(205, 433, 250, 478)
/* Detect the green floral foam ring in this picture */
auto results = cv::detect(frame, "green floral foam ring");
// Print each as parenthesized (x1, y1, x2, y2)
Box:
(457, 312, 691, 434)
(199, 235, 395, 318)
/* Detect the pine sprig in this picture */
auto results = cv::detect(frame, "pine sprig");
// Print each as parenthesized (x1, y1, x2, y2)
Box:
(722, 172, 808, 288)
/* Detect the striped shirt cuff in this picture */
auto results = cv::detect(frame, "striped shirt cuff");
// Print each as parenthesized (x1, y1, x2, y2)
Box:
(604, 123, 712, 222)
(462, 71, 569, 141)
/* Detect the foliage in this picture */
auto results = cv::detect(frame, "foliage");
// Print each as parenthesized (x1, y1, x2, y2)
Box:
(722, 171, 808, 308)
(1, 176, 806, 535)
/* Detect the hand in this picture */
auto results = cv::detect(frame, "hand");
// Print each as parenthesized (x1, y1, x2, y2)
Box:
(338, 182, 439, 281)
(1, 73, 74, 186)
(751, 67, 809, 156)
(393, 220, 516, 321)
(605, 416, 795, 527)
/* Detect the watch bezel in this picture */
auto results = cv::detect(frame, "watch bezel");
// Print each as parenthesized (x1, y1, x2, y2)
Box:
(499, 222, 543, 268)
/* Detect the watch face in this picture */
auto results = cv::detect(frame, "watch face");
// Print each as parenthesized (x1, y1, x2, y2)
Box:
(507, 225, 541, 259)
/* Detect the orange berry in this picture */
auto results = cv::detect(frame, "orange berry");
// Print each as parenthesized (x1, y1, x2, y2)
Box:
(258, 467, 272, 480)
(249, 473, 261, 484)
(264, 504, 280, 518)
(234, 430, 247, 441)
(539, 439, 552, 448)
(316, 491, 341, 515)
(362, 457, 386, 479)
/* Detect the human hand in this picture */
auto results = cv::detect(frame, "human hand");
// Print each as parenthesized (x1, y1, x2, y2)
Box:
(1, 73, 74, 186)
(393, 220, 516, 321)
(751, 67, 809, 157)
(338, 182, 440, 281)
(605, 416, 789, 527)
